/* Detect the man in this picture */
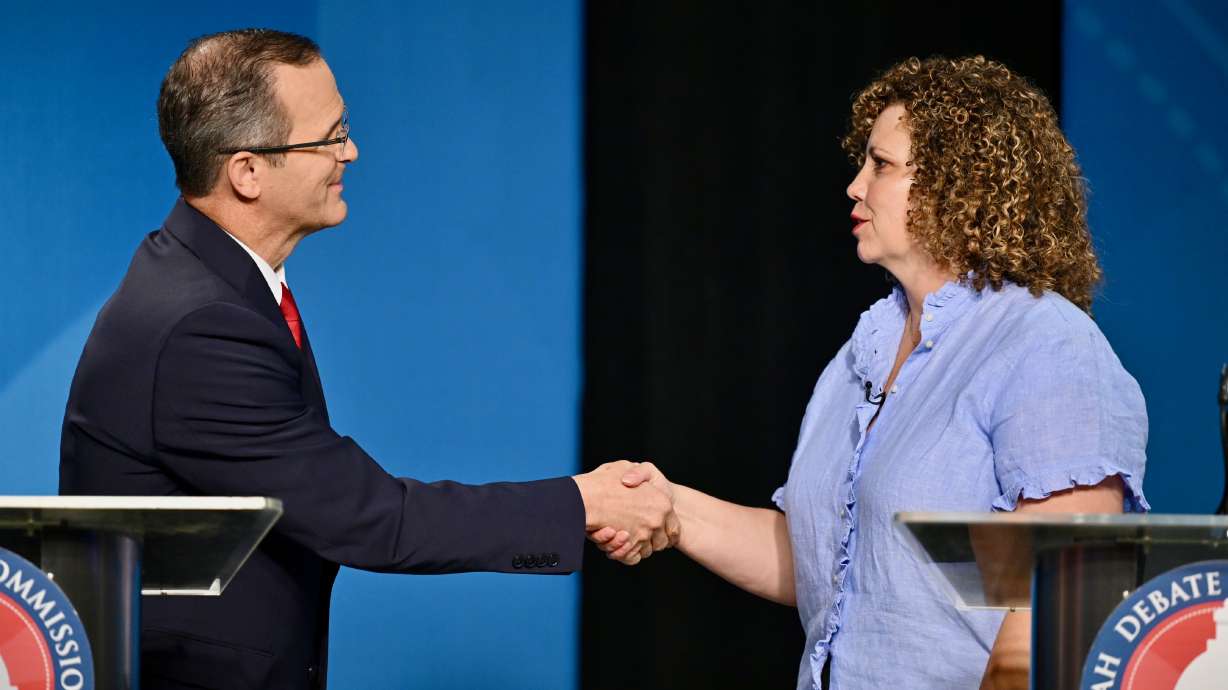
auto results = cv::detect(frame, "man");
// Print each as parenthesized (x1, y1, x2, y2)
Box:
(60, 29, 674, 689)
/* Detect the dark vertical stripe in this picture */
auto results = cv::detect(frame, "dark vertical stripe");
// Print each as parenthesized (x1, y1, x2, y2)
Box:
(581, 1, 1063, 687)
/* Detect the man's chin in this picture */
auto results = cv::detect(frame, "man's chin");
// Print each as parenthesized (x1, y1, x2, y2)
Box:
(321, 200, 349, 229)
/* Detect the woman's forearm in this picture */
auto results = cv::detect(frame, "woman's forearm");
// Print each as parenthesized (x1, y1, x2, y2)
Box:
(672, 484, 796, 606)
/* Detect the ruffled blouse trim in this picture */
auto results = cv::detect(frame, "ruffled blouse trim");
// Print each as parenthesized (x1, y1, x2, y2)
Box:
(849, 291, 901, 381)
(849, 278, 979, 382)
(991, 464, 1151, 512)
(771, 486, 785, 511)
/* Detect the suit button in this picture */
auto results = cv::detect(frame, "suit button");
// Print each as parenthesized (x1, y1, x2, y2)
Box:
(512, 555, 524, 569)
(307, 665, 317, 681)
(548, 553, 560, 567)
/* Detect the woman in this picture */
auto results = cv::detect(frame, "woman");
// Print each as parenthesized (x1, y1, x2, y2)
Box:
(592, 56, 1148, 690)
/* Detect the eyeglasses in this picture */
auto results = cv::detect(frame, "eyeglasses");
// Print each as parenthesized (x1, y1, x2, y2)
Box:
(218, 108, 350, 156)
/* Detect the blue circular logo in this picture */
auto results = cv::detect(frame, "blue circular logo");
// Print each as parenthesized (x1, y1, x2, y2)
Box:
(1081, 559, 1228, 690)
(0, 547, 94, 690)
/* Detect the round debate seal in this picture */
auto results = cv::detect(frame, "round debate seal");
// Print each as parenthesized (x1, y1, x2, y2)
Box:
(1081, 560, 1228, 690)
(0, 547, 93, 690)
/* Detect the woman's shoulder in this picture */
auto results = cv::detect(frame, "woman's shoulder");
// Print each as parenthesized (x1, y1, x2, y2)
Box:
(980, 281, 1103, 339)
(974, 282, 1124, 375)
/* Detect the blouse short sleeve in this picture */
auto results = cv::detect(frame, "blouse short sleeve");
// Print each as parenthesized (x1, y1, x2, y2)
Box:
(989, 329, 1149, 512)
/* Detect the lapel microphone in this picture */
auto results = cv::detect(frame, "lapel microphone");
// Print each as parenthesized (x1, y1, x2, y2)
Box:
(864, 380, 886, 407)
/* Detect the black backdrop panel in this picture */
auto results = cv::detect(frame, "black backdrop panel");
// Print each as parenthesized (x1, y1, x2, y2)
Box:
(581, 2, 1062, 688)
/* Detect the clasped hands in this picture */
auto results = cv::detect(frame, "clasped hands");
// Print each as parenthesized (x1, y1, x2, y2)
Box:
(573, 460, 677, 565)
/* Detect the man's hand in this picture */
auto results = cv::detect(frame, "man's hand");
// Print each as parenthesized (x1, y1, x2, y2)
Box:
(584, 462, 678, 565)
(573, 461, 679, 565)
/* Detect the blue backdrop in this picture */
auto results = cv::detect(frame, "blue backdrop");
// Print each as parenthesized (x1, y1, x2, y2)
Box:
(3, 0, 1227, 687)
(1064, 0, 1228, 513)
(0, 2, 580, 688)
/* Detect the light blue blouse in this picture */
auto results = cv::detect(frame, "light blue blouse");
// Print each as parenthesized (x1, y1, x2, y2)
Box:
(772, 280, 1148, 690)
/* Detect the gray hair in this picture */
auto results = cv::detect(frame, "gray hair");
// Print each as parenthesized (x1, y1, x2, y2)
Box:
(157, 28, 321, 197)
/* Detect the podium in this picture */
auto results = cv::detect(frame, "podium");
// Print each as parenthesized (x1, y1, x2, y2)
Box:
(0, 496, 282, 690)
(896, 512, 1228, 690)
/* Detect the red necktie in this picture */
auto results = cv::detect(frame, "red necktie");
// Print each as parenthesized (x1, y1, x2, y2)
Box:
(280, 282, 303, 349)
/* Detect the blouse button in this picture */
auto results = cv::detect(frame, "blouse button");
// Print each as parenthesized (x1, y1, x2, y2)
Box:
(925, 313, 934, 321)
(924, 339, 934, 349)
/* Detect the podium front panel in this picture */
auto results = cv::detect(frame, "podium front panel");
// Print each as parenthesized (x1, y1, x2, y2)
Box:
(0, 495, 283, 595)
(895, 512, 1228, 610)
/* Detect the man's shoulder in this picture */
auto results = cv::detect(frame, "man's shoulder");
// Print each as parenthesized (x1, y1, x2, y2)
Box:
(105, 228, 243, 328)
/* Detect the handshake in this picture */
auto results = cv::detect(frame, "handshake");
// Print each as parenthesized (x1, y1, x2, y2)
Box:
(573, 460, 678, 565)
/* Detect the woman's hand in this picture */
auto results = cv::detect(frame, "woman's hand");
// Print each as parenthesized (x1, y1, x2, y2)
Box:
(586, 462, 679, 565)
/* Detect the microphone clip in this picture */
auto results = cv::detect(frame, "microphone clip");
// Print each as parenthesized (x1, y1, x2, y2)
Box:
(864, 380, 885, 407)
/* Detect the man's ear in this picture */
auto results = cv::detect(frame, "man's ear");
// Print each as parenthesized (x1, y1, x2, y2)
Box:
(224, 152, 263, 200)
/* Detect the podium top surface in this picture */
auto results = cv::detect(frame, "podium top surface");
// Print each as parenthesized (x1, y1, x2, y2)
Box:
(0, 496, 283, 596)
(895, 512, 1228, 610)
(897, 510, 1228, 531)
(0, 495, 278, 511)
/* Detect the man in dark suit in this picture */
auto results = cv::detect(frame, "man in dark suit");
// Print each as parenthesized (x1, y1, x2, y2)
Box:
(60, 29, 675, 689)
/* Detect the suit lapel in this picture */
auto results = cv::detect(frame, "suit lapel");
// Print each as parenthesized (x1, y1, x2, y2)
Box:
(161, 199, 330, 415)
(298, 321, 329, 422)
(161, 199, 292, 339)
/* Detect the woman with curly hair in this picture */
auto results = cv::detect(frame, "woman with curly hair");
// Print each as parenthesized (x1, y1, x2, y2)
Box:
(593, 56, 1148, 689)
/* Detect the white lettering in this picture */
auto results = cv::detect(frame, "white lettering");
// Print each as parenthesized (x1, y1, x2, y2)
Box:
(1092, 652, 1120, 678)
(1114, 615, 1141, 643)
(50, 623, 72, 643)
(1182, 573, 1205, 598)
(1146, 589, 1170, 615)
(1169, 580, 1191, 605)
(1131, 600, 1155, 624)
(0, 558, 9, 583)
(1090, 651, 1121, 689)
(24, 587, 56, 622)
(6, 570, 34, 601)
(43, 610, 64, 628)
(55, 640, 78, 657)
(1207, 572, 1222, 596)
(60, 668, 83, 690)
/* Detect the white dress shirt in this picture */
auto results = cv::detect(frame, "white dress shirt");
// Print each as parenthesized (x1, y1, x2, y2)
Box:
(222, 231, 287, 305)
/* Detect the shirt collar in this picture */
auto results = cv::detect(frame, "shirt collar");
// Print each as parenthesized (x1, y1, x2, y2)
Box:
(221, 231, 287, 305)
(849, 277, 980, 381)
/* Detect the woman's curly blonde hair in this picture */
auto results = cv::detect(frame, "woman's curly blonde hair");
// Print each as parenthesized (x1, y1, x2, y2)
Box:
(843, 55, 1101, 312)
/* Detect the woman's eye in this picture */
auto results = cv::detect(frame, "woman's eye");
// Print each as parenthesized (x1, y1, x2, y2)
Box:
(871, 157, 887, 170)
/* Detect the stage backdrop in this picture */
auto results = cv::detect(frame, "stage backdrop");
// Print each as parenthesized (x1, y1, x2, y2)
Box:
(1064, 0, 1228, 513)
(0, 2, 581, 688)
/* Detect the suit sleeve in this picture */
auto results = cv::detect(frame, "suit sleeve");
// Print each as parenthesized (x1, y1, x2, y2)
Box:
(151, 301, 585, 574)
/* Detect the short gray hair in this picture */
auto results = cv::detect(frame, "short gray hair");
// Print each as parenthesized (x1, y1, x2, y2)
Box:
(157, 29, 321, 197)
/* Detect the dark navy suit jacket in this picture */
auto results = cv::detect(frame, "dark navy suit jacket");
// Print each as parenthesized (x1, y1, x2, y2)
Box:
(60, 199, 584, 689)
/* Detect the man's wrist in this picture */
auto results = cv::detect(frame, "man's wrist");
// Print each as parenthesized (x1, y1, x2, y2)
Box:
(571, 473, 601, 531)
